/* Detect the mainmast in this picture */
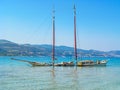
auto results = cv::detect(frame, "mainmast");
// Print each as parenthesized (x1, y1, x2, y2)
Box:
(52, 8, 55, 66)
(74, 5, 77, 65)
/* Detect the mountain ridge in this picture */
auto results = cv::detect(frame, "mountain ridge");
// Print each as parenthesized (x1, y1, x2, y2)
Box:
(0, 39, 120, 57)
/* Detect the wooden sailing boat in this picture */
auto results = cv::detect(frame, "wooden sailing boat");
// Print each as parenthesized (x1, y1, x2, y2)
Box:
(11, 5, 108, 67)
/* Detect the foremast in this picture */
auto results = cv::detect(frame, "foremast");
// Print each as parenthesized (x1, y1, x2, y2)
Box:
(74, 5, 77, 65)
(52, 8, 55, 66)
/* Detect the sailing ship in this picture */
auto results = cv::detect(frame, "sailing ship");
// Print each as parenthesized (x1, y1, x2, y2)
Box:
(11, 5, 108, 67)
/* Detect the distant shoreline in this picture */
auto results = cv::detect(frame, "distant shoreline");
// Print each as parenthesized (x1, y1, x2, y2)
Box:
(0, 39, 120, 57)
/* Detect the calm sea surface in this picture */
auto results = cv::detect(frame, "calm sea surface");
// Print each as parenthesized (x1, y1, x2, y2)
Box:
(0, 56, 120, 90)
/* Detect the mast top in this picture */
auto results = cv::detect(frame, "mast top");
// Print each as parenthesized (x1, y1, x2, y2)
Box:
(74, 4, 76, 15)
(52, 7, 55, 19)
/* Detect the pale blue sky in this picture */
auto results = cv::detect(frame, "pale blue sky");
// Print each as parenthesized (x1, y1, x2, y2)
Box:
(0, 0, 120, 51)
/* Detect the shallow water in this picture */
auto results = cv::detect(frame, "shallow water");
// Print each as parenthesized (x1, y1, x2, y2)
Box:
(0, 56, 120, 90)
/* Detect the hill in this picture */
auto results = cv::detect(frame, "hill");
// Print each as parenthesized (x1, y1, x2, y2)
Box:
(0, 39, 120, 57)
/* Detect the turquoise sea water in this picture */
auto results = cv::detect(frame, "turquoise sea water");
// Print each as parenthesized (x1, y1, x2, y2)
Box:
(0, 56, 120, 90)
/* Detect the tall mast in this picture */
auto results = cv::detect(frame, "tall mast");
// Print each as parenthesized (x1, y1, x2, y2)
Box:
(52, 8, 55, 66)
(74, 5, 77, 65)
